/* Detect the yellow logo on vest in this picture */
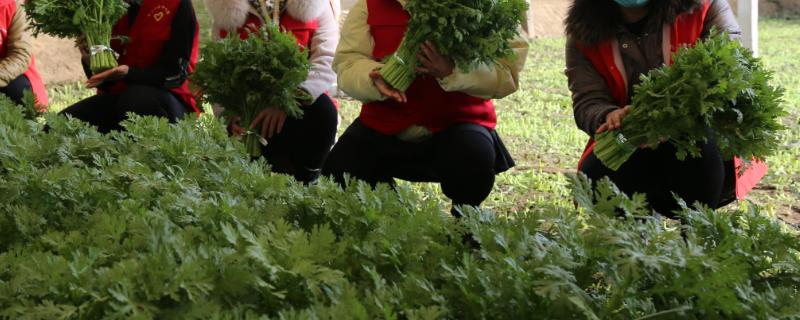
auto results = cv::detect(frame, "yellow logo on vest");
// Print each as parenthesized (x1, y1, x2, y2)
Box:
(148, 5, 172, 22)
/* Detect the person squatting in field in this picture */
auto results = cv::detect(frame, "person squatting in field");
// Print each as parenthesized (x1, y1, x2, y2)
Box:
(61, 0, 200, 133)
(205, 0, 340, 184)
(567, 0, 764, 216)
(0, 0, 47, 108)
(322, 0, 529, 216)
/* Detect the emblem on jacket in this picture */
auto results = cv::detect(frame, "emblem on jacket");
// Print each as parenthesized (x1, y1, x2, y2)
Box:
(148, 5, 172, 22)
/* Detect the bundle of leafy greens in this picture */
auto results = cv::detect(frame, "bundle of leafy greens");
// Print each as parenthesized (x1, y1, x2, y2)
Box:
(594, 32, 785, 171)
(193, 24, 310, 157)
(379, 0, 528, 91)
(24, 0, 128, 74)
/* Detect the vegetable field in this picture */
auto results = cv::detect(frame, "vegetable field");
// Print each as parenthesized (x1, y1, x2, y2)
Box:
(13, 17, 799, 319)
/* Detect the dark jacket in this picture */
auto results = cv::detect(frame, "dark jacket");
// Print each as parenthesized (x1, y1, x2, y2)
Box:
(565, 0, 741, 136)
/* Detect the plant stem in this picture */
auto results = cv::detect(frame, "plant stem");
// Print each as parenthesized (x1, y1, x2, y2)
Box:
(594, 131, 638, 171)
(379, 30, 427, 92)
(85, 23, 118, 74)
(244, 134, 262, 158)
(240, 109, 263, 158)
(380, 46, 418, 92)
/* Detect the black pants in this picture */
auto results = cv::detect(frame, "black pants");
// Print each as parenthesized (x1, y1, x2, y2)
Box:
(261, 94, 339, 184)
(60, 85, 188, 133)
(1, 74, 32, 105)
(322, 119, 498, 209)
(581, 139, 725, 216)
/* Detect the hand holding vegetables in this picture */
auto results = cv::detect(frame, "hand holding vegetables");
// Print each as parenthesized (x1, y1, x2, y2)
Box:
(193, 24, 310, 157)
(379, 0, 528, 91)
(370, 70, 407, 103)
(596, 106, 631, 134)
(228, 107, 287, 139)
(593, 32, 786, 171)
(25, 0, 128, 74)
(250, 107, 288, 139)
(86, 65, 129, 88)
(415, 41, 455, 79)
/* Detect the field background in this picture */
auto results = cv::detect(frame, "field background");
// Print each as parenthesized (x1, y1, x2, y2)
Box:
(42, 3, 800, 226)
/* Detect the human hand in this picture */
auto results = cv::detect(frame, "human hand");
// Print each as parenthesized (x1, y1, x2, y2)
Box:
(415, 40, 455, 79)
(228, 116, 245, 136)
(370, 69, 407, 103)
(86, 65, 129, 88)
(596, 106, 631, 134)
(250, 107, 288, 139)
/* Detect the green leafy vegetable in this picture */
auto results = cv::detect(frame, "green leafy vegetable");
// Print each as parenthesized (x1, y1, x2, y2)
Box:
(595, 32, 786, 171)
(379, 0, 528, 91)
(0, 101, 798, 318)
(192, 24, 310, 157)
(24, 0, 128, 73)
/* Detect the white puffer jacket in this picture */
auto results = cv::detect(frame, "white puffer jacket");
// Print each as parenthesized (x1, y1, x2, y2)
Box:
(204, 0, 339, 101)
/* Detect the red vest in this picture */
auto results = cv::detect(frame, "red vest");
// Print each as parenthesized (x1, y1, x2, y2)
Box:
(0, 0, 48, 108)
(109, 0, 201, 114)
(576, 0, 767, 200)
(361, 0, 496, 135)
(219, 12, 320, 50)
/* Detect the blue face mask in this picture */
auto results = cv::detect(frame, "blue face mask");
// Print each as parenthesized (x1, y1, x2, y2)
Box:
(614, 0, 650, 8)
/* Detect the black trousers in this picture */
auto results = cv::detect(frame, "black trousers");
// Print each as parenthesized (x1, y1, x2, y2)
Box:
(261, 94, 339, 184)
(581, 139, 725, 216)
(1, 74, 32, 105)
(60, 85, 188, 133)
(322, 119, 500, 209)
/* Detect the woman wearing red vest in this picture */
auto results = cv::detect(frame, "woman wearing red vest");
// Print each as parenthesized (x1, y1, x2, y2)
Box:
(60, 0, 200, 133)
(566, 0, 748, 216)
(0, 0, 48, 107)
(205, 0, 339, 184)
(323, 0, 529, 215)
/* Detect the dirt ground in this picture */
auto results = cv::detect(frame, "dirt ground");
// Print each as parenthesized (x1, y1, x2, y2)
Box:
(31, 35, 84, 85)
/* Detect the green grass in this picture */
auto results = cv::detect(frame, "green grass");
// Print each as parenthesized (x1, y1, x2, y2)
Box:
(752, 19, 800, 224)
(192, 0, 214, 40)
(46, 18, 800, 224)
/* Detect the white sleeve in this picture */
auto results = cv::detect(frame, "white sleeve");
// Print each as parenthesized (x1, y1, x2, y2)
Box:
(299, 6, 339, 100)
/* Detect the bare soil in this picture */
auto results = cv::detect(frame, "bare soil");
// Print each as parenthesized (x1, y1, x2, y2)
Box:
(31, 35, 85, 85)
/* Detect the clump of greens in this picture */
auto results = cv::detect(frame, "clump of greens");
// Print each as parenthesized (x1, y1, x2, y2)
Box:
(595, 32, 786, 171)
(0, 90, 40, 119)
(24, 0, 128, 74)
(192, 24, 310, 157)
(379, 0, 528, 91)
(1, 99, 799, 318)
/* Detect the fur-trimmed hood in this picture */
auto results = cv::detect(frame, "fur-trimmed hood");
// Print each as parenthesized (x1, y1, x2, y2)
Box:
(565, 0, 704, 45)
(204, 0, 328, 31)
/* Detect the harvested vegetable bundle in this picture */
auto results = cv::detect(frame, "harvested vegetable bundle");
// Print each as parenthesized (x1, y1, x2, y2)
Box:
(594, 33, 785, 171)
(192, 24, 310, 157)
(379, 0, 528, 91)
(24, 0, 128, 74)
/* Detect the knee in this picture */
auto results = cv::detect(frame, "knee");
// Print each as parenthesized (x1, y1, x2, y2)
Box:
(115, 86, 169, 118)
(304, 95, 339, 131)
(321, 123, 381, 187)
(579, 154, 608, 183)
(441, 172, 495, 207)
(439, 125, 496, 172)
(321, 143, 350, 185)
(117, 85, 154, 103)
(436, 125, 497, 206)
(1, 75, 32, 105)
